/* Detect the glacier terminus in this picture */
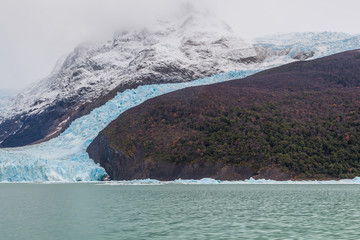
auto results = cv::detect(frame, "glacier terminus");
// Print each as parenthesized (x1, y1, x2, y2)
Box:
(0, 71, 255, 182)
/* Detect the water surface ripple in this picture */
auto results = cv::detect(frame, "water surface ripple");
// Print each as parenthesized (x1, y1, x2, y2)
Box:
(0, 184, 359, 239)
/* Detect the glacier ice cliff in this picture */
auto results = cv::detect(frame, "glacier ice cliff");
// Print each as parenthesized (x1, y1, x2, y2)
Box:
(0, 71, 256, 182)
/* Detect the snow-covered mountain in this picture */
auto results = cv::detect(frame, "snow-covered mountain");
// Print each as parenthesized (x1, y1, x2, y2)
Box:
(6, 16, 256, 118)
(1, 13, 360, 147)
(0, 14, 288, 147)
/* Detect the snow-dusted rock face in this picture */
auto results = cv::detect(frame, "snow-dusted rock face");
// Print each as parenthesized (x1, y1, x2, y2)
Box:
(1, 14, 360, 147)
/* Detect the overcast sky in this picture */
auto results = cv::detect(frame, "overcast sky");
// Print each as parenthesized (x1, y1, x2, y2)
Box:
(1, 0, 360, 90)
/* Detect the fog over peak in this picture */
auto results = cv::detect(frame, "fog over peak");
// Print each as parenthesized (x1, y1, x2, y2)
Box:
(1, 0, 360, 89)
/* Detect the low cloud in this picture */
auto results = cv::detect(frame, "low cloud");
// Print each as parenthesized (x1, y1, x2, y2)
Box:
(0, 0, 359, 89)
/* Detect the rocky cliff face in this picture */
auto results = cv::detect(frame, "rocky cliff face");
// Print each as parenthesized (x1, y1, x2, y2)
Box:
(88, 134, 290, 181)
(87, 50, 360, 181)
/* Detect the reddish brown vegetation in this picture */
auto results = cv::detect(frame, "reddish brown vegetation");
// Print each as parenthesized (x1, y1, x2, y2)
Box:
(88, 50, 360, 180)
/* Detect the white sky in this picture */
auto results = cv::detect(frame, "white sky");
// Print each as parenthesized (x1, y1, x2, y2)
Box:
(1, 0, 360, 89)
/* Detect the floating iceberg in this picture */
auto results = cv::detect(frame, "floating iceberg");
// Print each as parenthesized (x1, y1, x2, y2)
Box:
(99, 177, 360, 185)
(0, 71, 256, 182)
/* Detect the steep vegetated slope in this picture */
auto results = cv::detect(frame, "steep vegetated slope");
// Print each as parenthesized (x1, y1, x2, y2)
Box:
(88, 50, 360, 180)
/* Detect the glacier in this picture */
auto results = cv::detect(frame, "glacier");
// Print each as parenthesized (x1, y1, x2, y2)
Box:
(0, 70, 257, 182)
(254, 32, 360, 59)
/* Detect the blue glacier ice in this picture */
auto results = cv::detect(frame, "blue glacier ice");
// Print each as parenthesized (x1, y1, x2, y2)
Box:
(0, 70, 257, 182)
(254, 32, 360, 59)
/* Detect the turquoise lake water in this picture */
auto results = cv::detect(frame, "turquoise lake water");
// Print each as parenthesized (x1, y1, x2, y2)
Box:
(0, 183, 359, 240)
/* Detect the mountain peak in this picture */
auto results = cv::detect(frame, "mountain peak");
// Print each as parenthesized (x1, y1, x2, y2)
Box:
(178, 14, 233, 35)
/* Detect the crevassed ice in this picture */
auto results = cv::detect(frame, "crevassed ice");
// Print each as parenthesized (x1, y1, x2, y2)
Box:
(254, 32, 360, 59)
(0, 70, 257, 182)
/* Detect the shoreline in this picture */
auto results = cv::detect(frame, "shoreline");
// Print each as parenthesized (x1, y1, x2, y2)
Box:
(1, 176, 360, 184)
